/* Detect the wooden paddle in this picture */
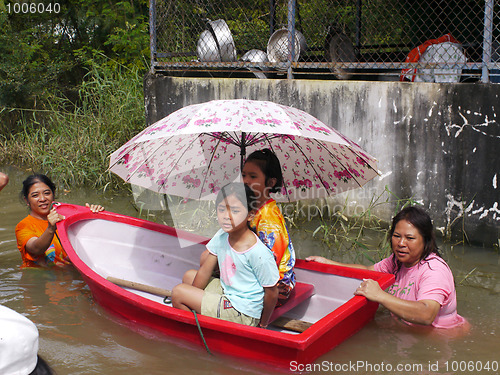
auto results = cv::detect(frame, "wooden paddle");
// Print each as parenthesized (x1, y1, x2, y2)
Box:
(270, 317, 313, 333)
(107, 277, 312, 333)
(107, 277, 172, 297)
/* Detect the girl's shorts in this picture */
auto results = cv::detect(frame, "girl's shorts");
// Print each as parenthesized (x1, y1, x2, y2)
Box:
(201, 278, 259, 327)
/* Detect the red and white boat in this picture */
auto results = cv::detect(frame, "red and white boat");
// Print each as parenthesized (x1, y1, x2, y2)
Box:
(56, 203, 394, 369)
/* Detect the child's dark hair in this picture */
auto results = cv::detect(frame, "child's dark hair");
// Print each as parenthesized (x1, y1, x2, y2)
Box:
(244, 148, 283, 194)
(20, 174, 56, 201)
(216, 183, 258, 213)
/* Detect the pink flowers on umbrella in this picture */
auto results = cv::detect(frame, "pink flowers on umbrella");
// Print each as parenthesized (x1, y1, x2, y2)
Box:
(281, 135, 295, 142)
(293, 179, 313, 191)
(334, 167, 361, 182)
(211, 132, 233, 144)
(255, 118, 282, 126)
(349, 167, 360, 177)
(309, 125, 331, 135)
(209, 182, 220, 194)
(356, 156, 368, 166)
(334, 169, 352, 181)
(157, 173, 168, 186)
(195, 117, 221, 127)
(182, 175, 201, 189)
(137, 164, 154, 177)
(120, 153, 130, 165)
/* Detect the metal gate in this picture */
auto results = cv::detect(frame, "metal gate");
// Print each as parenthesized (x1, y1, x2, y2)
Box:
(150, 0, 500, 82)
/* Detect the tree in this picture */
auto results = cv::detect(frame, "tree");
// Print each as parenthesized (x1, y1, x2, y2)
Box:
(0, 0, 149, 112)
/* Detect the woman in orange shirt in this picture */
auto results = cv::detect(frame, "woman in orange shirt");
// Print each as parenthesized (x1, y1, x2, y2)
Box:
(15, 174, 104, 268)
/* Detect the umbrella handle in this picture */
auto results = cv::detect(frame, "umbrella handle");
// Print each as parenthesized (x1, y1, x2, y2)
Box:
(240, 131, 246, 172)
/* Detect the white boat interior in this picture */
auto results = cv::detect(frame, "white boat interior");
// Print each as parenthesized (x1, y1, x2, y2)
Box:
(66, 218, 363, 327)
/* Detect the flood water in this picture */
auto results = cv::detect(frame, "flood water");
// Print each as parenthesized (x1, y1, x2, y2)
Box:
(1, 167, 499, 375)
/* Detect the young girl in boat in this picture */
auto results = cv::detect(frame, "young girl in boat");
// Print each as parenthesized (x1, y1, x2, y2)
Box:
(15, 174, 104, 268)
(242, 148, 296, 305)
(185, 149, 296, 306)
(171, 183, 279, 328)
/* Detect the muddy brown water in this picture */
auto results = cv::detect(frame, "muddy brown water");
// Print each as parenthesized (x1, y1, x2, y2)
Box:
(1, 168, 499, 374)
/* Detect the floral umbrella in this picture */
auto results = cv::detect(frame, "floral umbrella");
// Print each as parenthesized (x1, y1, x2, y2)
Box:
(109, 99, 378, 202)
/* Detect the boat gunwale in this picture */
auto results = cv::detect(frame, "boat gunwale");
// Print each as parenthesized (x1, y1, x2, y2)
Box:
(56, 203, 395, 351)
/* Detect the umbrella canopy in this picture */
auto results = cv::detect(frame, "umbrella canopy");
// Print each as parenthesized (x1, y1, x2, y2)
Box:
(109, 99, 378, 202)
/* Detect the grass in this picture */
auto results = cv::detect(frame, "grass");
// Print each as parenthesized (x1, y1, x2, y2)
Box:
(0, 59, 146, 190)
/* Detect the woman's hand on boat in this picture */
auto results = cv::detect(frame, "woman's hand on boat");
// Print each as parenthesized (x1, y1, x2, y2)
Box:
(47, 207, 65, 228)
(304, 256, 335, 264)
(356, 279, 441, 325)
(85, 203, 105, 213)
(354, 278, 384, 301)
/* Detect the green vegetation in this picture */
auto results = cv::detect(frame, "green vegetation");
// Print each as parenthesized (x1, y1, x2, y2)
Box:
(0, 59, 145, 189)
(1, 0, 149, 130)
(1, 0, 149, 188)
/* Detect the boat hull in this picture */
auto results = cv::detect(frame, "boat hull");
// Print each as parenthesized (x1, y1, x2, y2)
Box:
(56, 203, 394, 369)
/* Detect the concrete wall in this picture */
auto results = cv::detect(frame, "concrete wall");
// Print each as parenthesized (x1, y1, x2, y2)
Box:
(144, 74, 500, 246)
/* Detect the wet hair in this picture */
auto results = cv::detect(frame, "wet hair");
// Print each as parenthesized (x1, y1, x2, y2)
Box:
(388, 205, 441, 273)
(20, 174, 56, 202)
(29, 355, 56, 375)
(215, 182, 258, 213)
(244, 148, 283, 194)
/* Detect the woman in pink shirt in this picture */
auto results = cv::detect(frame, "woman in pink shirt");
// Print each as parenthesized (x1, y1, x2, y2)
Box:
(306, 206, 466, 328)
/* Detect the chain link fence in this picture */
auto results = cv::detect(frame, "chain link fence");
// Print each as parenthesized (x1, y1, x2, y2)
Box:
(151, 0, 500, 82)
